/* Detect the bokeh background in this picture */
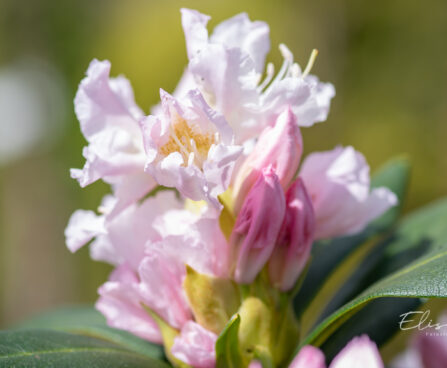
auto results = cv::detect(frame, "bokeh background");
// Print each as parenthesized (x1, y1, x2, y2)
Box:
(1, 0, 446, 361)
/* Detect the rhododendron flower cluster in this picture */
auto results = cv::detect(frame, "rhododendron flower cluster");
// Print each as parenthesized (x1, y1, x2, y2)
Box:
(66, 8, 397, 368)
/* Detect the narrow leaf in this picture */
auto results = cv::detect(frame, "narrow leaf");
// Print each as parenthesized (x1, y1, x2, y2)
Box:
(215, 315, 244, 368)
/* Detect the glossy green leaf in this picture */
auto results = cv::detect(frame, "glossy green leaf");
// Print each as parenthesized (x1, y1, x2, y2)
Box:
(0, 329, 170, 368)
(215, 314, 244, 368)
(18, 306, 163, 360)
(320, 297, 421, 361)
(294, 157, 410, 315)
(298, 196, 447, 350)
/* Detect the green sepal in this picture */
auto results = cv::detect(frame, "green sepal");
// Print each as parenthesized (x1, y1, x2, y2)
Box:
(142, 305, 190, 368)
(237, 297, 272, 362)
(270, 294, 300, 366)
(183, 266, 241, 334)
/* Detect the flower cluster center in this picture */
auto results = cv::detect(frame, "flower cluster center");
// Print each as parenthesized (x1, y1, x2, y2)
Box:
(160, 117, 217, 168)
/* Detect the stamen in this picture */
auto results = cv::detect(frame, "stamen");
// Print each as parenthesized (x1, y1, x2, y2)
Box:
(290, 63, 301, 78)
(302, 49, 318, 77)
(263, 45, 293, 95)
(257, 63, 275, 92)
(279, 44, 294, 63)
(190, 138, 204, 167)
(169, 123, 190, 162)
(188, 152, 195, 167)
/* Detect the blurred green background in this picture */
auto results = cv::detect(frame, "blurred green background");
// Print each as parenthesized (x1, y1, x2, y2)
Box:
(0, 0, 446, 356)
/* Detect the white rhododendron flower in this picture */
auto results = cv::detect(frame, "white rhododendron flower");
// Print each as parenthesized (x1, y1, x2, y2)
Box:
(140, 89, 242, 207)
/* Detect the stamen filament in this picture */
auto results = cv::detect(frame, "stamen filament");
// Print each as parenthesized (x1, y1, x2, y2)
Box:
(302, 49, 319, 77)
(257, 63, 275, 92)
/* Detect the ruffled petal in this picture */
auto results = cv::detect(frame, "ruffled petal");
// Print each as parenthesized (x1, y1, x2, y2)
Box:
(210, 12, 270, 73)
(138, 250, 191, 329)
(72, 59, 149, 196)
(300, 146, 397, 239)
(65, 209, 105, 253)
(171, 321, 217, 368)
(96, 264, 162, 344)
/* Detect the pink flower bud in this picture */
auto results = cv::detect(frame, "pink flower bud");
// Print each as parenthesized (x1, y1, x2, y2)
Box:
(233, 107, 302, 213)
(289, 345, 325, 368)
(269, 178, 315, 291)
(290, 335, 384, 368)
(329, 335, 384, 368)
(230, 166, 286, 284)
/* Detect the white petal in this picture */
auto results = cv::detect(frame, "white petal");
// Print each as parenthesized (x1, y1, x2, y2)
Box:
(65, 210, 105, 253)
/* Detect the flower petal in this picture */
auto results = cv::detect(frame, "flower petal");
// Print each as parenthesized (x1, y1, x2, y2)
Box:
(329, 335, 384, 368)
(300, 146, 397, 239)
(65, 209, 105, 253)
(289, 345, 326, 368)
(96, 264, 162, 344)
(171, 321, 217, 368)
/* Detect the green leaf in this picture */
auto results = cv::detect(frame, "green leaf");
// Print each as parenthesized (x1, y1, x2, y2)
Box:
(320, 297, 421, 361)
(18, 306, 164, 360)
(298, 196, 447, 350)
(0, 329, 170, 367)
(294, 157, 410, 316)
(215, 315, 244, 368)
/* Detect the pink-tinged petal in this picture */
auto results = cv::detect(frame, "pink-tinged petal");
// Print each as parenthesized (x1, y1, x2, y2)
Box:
(89, 235, 122, 266)
(153, 207, 229, 277)
(269, 178, 315, 291)
(231, 166, 286, 283)
(232, 107, 303, 213)
(96, 264, 162, 344)
(329, 335, 384, 368)
(75, 59, 142, 137)
(296, 75, 335, 127)
(65, 210, 105, 253)
(248, 362, 263, 368)
(171, 321, 217, 368)
(181, 8, 211, 59)
(289, 345, 326, 368)
(188, 45, 260, 142)
(260, 77, 311, 124)
(300, 146, 398, 239)
(390, 350, 423, 368)
(140, 89, 241, 205)
(259, 46, 335, 129)
(204, 143, 243, 206)
(104, 190, 180, 270)
(69, 190, 180, 268)
(210, 12, 270, 73)
(72, 59, 148, 191)
(138, 250, 192, 329)
(107, 172, 156, 218)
